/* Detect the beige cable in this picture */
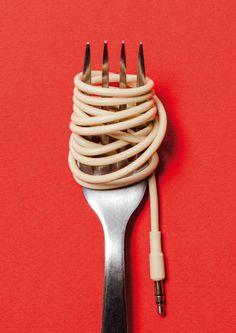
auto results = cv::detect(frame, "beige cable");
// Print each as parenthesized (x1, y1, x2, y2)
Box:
(68, 70, 167, 284)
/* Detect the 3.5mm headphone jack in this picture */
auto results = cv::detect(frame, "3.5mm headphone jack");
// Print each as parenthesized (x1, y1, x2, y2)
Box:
(155, 280, 165, 316)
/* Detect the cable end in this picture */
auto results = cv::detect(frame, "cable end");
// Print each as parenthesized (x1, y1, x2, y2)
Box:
(155, 280, 165, 316)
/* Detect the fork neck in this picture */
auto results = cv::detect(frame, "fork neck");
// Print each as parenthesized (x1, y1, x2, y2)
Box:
(101, 218, 128, 333)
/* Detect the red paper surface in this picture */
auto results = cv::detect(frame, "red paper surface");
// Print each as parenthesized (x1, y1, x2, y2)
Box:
(0, 1, 235, 332)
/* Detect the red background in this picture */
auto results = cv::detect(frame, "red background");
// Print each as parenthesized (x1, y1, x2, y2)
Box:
(0, 1, 235, 332)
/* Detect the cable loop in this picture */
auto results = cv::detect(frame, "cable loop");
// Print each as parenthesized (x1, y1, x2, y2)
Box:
(68, 71, 167, 190)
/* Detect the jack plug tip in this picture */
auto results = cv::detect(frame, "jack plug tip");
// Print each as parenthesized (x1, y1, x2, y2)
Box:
(154, 281, 165, 316)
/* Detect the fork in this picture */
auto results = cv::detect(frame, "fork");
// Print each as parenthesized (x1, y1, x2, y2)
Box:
(81, 42, 147, 333)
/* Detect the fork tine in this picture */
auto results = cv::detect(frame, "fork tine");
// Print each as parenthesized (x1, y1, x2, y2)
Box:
(98, 41, 110, 171)
(116, 41, 127, 168)
(119, 41, 127, 113)
(102, 41, 109, 88)
(80, 42, 93, 174)
(82, 42, 91, 84)
(137, 42, 146, 87)
(120, 40, 126, 89)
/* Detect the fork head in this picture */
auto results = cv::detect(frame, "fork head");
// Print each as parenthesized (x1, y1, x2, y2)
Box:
(82, 41, 147, 227)
(83, 181, 147, 229)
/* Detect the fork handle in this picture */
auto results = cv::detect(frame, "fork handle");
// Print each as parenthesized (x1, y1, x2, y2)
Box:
(102, 226, 127, 333)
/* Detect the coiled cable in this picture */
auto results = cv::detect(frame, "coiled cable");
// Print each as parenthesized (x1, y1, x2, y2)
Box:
(68, 70, 167, 313)
(69, 71, 167, 192)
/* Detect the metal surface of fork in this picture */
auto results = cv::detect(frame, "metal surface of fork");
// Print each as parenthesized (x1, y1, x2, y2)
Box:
(83, 181, 146, 333)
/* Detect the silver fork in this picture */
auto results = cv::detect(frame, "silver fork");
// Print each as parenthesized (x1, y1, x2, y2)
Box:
(83, 181, 146, 333)
(82, 42, 147, 332)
